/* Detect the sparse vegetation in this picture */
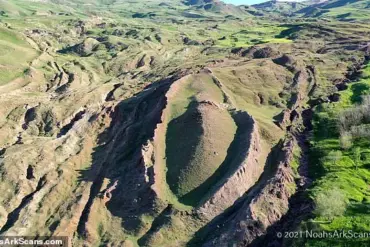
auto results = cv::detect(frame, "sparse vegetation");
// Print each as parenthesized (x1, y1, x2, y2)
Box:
(314, 188, 347, 220)
(340, 131, 353, 150)
(1, 0, 370, 246)
(300, 63, 370, 245)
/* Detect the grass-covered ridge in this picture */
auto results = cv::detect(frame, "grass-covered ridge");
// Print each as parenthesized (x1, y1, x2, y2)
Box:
(298, 63, 370, 246)
(153, 73, 238, 207)
(298, 0, 370, 21)
(0, 26, 39, 85)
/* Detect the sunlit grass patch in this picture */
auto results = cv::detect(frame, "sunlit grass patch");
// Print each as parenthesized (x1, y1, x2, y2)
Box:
(301, 63, 370, 245)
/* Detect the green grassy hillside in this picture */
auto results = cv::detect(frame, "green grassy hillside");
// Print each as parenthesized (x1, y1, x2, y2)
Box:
(294, 63, 370, 246)
(0, 27, 39, 84)
(299, 0, 370, 20)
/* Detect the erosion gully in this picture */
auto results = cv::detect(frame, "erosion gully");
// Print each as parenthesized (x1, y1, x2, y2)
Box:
(251, 55, 370, 247)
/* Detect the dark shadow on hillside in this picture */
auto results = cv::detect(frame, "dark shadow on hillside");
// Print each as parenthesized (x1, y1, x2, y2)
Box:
(137, 205, 175, 246)
(361, 163, 370, 170)
(186, 140, 285, 247)
(76, 76, 176, 236)
(307, 116, 337, 180)
(312, 105, 339, 141)
(322, 0, 358, 9)
(275, 24, 303, 39)
(351, 83, 370, 104)
(165, 100, 204, 202)
(179, 111, 254, 206)
(346, 203, 370, 215)
(336, 13, 352, 20)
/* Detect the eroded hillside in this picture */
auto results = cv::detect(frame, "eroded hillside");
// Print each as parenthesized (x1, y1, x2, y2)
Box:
(1, 0, 370, 246)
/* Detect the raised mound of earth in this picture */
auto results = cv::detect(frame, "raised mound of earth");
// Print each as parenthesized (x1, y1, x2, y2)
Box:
(1, 0, 370, 246)
(151, 72, 263, 208)
(164, 75, 237, 203)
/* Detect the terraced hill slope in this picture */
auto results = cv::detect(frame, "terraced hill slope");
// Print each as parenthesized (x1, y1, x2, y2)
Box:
(1, 0, 370, 247)
(298, 0, 370, 20)
(252, 0, 370, 21)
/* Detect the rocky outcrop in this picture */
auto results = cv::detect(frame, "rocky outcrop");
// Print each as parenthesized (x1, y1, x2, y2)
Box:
(274, 109, 292, 130)
(275, 62, 317, 129)
(245, 46, 282, 59)
(96, 80, 176, 232)
(203, 138, 296, 247)
(72, 75, 188, 241)
(273, 54, 297, 72)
